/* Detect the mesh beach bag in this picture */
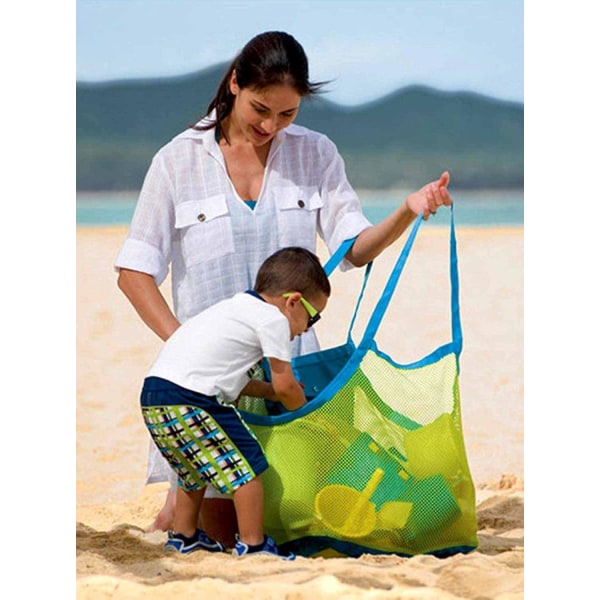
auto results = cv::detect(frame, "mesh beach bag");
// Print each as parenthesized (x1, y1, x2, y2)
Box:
(239, 207, 478, 558)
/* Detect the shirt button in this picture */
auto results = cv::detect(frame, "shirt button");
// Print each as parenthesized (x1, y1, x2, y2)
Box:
(297, 200, 305, 208)
(197, 213, 206, 222)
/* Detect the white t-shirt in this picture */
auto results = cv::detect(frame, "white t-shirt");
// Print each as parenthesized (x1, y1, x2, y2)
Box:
(147, 292, 291, 404)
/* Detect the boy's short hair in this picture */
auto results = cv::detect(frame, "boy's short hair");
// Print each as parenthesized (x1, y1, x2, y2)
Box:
(254, 247, 331, 299)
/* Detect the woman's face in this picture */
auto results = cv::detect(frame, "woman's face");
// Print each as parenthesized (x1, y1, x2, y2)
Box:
(229, 74, 301, 146)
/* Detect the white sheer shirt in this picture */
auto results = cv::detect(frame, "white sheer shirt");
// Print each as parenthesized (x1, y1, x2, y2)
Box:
(114, 116, 372, 336)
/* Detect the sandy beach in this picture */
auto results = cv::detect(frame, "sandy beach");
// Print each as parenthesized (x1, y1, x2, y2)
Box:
(76, 222, 523, 599)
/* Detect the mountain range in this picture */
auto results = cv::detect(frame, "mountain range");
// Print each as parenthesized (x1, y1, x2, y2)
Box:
(77, 63, 523, 191)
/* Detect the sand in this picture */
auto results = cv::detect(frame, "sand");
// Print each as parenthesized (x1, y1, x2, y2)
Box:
(76, 223, 523, 599)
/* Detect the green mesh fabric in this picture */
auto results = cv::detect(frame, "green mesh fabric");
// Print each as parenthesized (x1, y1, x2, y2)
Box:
(242, 349, 478, 557)
(239, 210, 476, 557)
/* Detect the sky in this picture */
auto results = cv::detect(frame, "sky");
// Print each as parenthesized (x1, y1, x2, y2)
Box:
(76, 0, 524, 106)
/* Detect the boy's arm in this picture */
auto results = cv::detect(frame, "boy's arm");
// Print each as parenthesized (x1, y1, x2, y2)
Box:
(267, 357, 306, 411)
(238, 379, 276, 401)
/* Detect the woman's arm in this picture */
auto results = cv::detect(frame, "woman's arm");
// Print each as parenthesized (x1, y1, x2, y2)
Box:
(117, 268, 180, 341)
(346, 171, 452, 267)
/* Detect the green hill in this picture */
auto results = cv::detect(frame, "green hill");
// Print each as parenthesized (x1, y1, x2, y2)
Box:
(77, 63, 523, 191)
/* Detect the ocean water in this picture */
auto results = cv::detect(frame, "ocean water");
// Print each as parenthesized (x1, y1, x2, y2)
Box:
(76, 189, 523, 227)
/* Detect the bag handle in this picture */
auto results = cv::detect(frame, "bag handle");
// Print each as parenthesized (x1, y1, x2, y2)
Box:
(449, 204, 463, 354)
(323, 237, 356, 276)
(358, 204, 462, 355)
(323, 236, 372, 343)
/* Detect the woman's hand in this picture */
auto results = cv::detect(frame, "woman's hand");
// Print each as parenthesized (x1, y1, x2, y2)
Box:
(347, 170, 453, 267)
(406, 171, 452, 220)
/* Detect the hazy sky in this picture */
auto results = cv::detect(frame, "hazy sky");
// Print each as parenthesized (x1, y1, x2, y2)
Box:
(76, 0, 523, 106)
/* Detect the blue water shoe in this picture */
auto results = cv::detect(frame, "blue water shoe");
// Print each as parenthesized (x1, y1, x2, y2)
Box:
(232, 535, 295, 560)
(164, 529, 225, 554)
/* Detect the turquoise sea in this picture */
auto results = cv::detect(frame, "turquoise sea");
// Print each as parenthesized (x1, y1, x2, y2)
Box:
(76, 189, 523, 228)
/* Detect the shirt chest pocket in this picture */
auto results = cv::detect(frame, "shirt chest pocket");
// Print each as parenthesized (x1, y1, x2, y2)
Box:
(175, 195, 235, 267)
(276, 188, 323, 250)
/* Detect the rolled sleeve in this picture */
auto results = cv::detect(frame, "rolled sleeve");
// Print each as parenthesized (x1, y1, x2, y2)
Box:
(114, 238, 170, 286)
(113, 151, 176, 286)
(327, 211, 372, 271)
(316, 136, 372, 270)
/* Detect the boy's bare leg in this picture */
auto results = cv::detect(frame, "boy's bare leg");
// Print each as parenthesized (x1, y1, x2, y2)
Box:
(148, 488, 177, 532)
(173, 487, 205, 537)
(232, 476, 264, 546)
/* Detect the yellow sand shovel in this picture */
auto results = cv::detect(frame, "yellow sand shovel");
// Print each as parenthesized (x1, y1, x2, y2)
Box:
(315, 468, 384, 538)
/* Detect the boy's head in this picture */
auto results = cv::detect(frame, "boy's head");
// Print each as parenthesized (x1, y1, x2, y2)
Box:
(254, 247, 331, 338)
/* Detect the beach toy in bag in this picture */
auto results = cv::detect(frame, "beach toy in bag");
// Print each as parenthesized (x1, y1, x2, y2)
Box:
(315, 468, 384, 538)
(241, 205, 478, 557)
(326, 431, 413, 510)
(321, 429, 461, 547)
(257, 413, 362, 539)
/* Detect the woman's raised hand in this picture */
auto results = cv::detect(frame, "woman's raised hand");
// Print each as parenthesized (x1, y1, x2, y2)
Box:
(406, 171, 452, 220)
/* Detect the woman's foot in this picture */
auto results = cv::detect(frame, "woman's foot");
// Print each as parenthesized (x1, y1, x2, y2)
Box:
(147, 488, 176, 532)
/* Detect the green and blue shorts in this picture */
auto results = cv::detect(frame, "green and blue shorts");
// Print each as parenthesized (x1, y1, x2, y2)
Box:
(140, 376, 268, 493)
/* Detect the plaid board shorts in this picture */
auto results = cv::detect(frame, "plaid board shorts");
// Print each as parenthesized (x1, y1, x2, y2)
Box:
(140, 376, 268, 493)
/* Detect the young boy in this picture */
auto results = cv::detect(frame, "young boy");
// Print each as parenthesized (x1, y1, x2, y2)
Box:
(140, 247, 330, 559)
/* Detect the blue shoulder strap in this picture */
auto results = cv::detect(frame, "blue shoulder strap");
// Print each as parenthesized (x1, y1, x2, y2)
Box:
(449, 204, 463, 354)
(322, 205, 462, 354)
(323, 237, 356, 276)
(323, 236, 372, 344)
(357, 205, 462, 355)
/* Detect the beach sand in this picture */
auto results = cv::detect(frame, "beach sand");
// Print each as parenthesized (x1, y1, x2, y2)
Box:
(76, 223, 523, 599)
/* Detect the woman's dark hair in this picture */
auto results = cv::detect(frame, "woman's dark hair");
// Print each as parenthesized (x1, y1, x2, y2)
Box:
(194, 31, 327, 139)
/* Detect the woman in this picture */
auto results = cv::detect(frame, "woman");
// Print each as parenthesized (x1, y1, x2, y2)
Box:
(115, 31, 451, 540)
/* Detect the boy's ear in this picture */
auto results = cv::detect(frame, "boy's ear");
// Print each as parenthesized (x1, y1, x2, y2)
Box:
(283, 291, 302, 308)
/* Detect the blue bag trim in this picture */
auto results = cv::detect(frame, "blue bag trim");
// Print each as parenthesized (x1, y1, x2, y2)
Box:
(371, 340, 458, 371)
(291, 341, 357, 399)
(356, 214, 422, 351)
(346, 261, 372, 343)
(322, 237, 357, 276)
(242, 339, 370, 426)
(323, 235, 372, 343)
(278, 534, 477, 559)
(449, 204, 463, 357)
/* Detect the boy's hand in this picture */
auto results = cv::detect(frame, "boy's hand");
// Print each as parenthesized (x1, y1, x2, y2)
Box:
(268, 357, 306, 410)
(237, 380, 276, 401)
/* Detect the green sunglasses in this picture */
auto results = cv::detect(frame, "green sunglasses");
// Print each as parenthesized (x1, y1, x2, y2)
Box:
(282, 293, 321, 328)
